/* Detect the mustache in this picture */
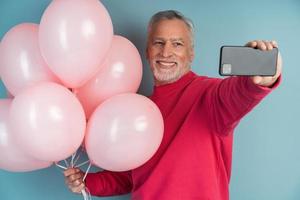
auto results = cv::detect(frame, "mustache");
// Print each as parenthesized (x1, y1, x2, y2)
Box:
(155, 58, 177, 63)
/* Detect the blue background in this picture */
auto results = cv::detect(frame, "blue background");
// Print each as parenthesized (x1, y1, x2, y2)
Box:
(1, 0, 300, 199)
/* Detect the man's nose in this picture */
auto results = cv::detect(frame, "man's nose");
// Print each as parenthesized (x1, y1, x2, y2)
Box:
(161, 43, 173, 57)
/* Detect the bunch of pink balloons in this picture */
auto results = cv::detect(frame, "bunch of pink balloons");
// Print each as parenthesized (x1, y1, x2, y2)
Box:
(0, 0, 163, 173)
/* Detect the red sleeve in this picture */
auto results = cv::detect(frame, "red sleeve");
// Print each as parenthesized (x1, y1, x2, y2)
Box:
(206, 76, 281, 136)
(85, 170, 132, 197)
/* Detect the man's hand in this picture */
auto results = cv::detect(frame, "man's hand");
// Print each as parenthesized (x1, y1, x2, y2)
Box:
(64, 168, 85, 194)
(246, 40, 282, 87)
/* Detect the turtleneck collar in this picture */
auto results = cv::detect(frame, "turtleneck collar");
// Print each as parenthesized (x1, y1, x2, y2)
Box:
(151, 71, 197, 98)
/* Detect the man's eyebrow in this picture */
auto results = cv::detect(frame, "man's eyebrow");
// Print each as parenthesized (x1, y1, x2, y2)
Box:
(170, 38, 185, 43)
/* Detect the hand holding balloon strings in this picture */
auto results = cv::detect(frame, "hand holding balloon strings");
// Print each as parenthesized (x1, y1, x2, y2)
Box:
(55, 147, 92, 200)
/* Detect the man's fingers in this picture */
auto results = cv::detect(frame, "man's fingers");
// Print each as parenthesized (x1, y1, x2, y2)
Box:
(64, 168, 80, 177)
(271, 40, 278, 48)
(246, 40, 278, 51)
(65, 173, 83, 186)
(71, 179, 83, 187)
(246, 41, 257, 48)
(265, 41, 273, 50)
(248, 40, 281, 87)
(64, 168, 84, 187)
(68, 173, 83, 182)
(63, 168, 76, 177)
(70, 183, 85, 194)
(257, 40, 267, 50)
(252, 76, 262, 84)
(65, 178, 83, 187)
(64, 168, 86, 195)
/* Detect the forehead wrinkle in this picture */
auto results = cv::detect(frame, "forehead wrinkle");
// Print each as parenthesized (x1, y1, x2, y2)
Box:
(152, 37, 185, 42)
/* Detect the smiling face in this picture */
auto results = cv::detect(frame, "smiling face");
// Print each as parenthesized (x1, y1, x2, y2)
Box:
(146, 19, 194, 86)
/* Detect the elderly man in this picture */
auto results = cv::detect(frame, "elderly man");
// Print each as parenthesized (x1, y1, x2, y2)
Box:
(64, 10, 281, 200)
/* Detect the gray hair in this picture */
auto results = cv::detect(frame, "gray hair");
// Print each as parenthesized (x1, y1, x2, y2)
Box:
(147, 10, 195, 47)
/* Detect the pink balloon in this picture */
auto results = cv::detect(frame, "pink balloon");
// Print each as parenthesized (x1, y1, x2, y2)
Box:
(85, 93, 164, 171)
(39, 0, 113, 88)
(0, 99, 52, 172)
(0, 23, 60, 96)
(9, 82, 86, 162)
(6, 90, 13, 98)
(75, 35, 143, 118)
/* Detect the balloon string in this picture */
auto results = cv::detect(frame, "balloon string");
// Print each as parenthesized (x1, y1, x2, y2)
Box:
(82, 189, 92, 200)
(64, 159, 69, 168)
(71, 152, 76, 168)
(73, 150, 82, 167)
(83, 162, 91, 181)
(82, 162, 92, 200)
(76, 160, 90, 168)
(55, 148, 92, 199)
(55, 162, 67, 170)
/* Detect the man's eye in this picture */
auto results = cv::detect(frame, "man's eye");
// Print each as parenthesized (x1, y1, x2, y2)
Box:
(174, 42, 183, 47)
(154, 41, 164, 45)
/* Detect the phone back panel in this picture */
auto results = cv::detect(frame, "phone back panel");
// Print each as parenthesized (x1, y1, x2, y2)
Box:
(219, 46, 278, 76)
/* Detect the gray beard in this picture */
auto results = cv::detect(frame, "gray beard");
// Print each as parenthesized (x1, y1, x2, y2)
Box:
(152, 65, 190, 85)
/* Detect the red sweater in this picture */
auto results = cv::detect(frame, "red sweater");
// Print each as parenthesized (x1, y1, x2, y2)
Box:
(85, 71, 279, 200)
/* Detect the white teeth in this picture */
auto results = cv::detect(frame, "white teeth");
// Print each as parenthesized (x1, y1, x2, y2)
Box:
(158, 61, 175, 67)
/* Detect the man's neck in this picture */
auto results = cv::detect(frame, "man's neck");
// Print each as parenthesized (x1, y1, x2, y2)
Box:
(154, 70, 191, 86)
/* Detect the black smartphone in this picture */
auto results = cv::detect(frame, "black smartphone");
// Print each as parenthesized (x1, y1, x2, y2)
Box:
(219, 46, 278, 76)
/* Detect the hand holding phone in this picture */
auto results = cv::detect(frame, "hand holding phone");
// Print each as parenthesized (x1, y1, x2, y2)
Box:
(219, 40, 282, 87)
(219, 46, 278, 76)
